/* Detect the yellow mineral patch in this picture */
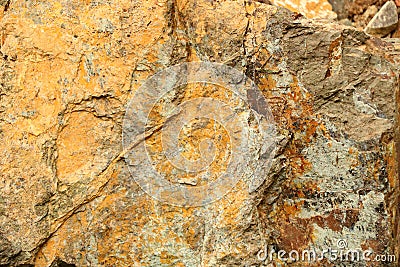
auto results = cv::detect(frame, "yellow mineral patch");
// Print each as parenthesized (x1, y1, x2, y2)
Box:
(270, 0, 336, 19)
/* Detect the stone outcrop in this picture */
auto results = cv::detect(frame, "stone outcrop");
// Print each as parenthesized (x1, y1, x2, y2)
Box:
(0, 0, 398, 266)
(365, 1, 399, 36)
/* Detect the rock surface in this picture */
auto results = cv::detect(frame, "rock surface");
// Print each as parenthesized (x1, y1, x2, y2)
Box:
(0, 0, 398, 266)
(365, 0, 399, 36)
(330, 0, 388, 19)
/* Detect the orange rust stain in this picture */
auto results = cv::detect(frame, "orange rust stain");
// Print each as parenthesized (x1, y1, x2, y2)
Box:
(160, 251, 179, 264)
(259, 74, 277, 92)
(304, 119, 319, 143)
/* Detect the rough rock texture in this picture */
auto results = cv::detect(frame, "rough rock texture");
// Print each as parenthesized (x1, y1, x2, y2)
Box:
(353, 5, 379, 30)
(365, 1, 399, 36)
(0, 0, 398, 267)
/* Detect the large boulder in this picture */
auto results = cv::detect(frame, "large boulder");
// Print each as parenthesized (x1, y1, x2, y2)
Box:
(0, 0, 398, 266)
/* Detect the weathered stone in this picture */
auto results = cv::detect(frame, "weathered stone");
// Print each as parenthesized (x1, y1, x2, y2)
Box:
(329, 0, 388, 19)
(338, 18, 354, 26)
(392, 17, 400, 37)
(365, 0, 399, 36)
(354, 5, 379, 29)
(328, 0, 348, 19)
(0, 0, 398, 266)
